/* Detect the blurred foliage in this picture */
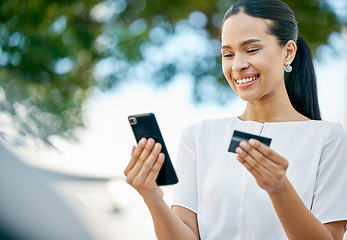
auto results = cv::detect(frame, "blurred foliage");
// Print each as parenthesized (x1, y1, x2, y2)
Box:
(0, 0, 344, 145)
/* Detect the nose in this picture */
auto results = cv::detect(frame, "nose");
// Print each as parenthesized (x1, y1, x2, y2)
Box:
(231, 54, 249, 72)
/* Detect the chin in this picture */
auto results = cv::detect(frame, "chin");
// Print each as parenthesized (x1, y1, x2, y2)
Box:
(237, 93, 261, 102)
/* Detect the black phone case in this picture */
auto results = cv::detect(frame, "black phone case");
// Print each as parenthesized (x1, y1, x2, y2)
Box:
(128, 113, 178, 186)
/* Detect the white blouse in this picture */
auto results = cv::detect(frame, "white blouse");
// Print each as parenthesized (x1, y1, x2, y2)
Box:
(172, 117, 347, 240)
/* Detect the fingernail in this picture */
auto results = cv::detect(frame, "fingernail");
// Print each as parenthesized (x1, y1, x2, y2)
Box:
(236, 147, 243, 154)
(240, 141, 247, 148)
(249, 139, 255, 145)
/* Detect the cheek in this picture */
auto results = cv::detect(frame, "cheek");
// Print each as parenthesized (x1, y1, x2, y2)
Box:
(222, 60, 232, 80)
(257, 52, 283, 77)
(259, 59, 284, 82)
(222, 61, 237, 91)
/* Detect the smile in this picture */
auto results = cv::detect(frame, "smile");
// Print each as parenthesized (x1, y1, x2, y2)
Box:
(235, 74, 259, 84)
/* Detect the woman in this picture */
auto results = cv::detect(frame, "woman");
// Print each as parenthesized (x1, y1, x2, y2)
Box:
(124, 0, 347, 239)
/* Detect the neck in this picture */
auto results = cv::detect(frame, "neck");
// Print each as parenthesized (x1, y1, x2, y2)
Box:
(239, 92, 309, 123)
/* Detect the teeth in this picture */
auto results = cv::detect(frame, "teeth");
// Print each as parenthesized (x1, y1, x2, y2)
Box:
(236, 76, 258, 84)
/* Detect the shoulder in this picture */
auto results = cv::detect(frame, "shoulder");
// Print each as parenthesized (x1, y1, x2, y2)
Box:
(318, 120, 347, 143)
(297, 120, 347, 140)
(313, 121, 347, 162)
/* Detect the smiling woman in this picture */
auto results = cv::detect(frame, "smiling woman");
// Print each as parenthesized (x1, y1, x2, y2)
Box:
(122, 0, 347, 239)
(221, 14, 293, 105)
(221, 2, 320, 121)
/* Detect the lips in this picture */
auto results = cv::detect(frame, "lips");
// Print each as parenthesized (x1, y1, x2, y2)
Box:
(234, 74, 260, 84)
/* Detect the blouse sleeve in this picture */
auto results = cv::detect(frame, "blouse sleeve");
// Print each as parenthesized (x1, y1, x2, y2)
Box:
(171, 123, 199, 214)
(311, 123, 347, 224)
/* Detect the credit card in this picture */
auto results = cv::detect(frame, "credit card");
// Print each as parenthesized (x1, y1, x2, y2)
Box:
(228, 130, 272, 153)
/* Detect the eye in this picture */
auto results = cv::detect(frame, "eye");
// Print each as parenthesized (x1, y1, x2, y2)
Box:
(223, 52, 234, 58)
(246, 48, 259, 54)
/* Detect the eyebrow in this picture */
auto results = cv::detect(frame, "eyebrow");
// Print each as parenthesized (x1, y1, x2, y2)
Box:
(221, 38, 261, 49)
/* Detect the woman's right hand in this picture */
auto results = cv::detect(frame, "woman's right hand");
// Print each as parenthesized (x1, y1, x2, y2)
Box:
(124, 138, 165, 206)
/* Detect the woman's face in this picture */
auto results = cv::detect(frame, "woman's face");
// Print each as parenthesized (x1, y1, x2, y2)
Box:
(221, 12, 288, 102)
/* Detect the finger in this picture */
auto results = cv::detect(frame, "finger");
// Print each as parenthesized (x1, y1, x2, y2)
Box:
(128, 138, 156, 177)
(126, 146, 137, 174)
(248, 139, 286, 165)
(238, 140, 278, 173)
(145, 152, 165, 184)
(136, 143, 163, 183)
(131, 146, 136, 156)
(237, 154, 263, 179)
(124, 138, 147, 176)
(138, 138, 156, 164)
(236, 146, 269, 178)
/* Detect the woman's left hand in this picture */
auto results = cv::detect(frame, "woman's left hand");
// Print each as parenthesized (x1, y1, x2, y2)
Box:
(236, 139, 289, 194)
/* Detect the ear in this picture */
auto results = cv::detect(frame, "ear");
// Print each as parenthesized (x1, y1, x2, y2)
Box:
(283, 40, 297, 64)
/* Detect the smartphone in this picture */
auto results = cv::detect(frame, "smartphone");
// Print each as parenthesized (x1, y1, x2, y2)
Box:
(128, 113, 178, 186)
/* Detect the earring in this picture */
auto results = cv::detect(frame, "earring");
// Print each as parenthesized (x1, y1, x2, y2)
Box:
(284, 62, 292, 73)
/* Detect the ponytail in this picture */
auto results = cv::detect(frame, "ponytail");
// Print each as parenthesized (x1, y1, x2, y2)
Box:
(285, 36, 321, 120)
